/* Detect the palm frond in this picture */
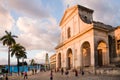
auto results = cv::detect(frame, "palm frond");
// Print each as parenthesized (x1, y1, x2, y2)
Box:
(5, 30, 9, 35)
(12, 35, 18, 38)
(0, 35, 7, 41)
(3, 39, 8, 46)
(10, 43, 27, 59)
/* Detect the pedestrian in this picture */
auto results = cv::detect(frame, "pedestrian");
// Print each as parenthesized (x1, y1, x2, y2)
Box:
(65, 70, 69, 75)
(21, 72, 24, 76)
(32, 69, 34, 75)
(35, 69, 37, 74)
(61, 68, 64, 75)
(54, 69, 56, 73)
(74, 69, 78, 77)
(5, 73, 8, 80)
(65, 70, 69, 78)
(24, 72, 28, 79)
(81, 70, 84, 76)
(50, 70, 53, 80)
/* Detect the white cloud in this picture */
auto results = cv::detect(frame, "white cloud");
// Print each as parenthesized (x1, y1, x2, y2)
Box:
(63, 0, 120, 26)
(0, 58, 16, 65)
(16, 17, 60, 52)
(34, 51, 53, 64)
(7, 0, 50, 19)
(34, 51, 46, 64)
(0, 58, 7, 65)
(0, 0, 14, 35)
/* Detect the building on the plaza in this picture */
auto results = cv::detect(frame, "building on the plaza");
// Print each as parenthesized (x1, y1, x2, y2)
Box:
(50, 54, 56, 69)
(114, 26, 120, 63)
(55, 5, 120, 72)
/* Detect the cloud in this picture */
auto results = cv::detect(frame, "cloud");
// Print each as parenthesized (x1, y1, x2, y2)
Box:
(0, 0, 14, 35)
(63, 0, 120, 26)
(0, 58, 7, 65)
(0, 43, 7, 52)
(8, 0, 50, 19)
(0, 58, 16, 65)
(34, 51, 46, 64)
(16, 17, 60, 52)
(34, 51, 53, 64)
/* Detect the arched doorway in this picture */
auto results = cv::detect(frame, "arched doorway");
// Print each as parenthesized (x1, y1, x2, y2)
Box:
(58, 53, 61, 68)
(81, 42, 91, 67)
(67, 48, 73, 69)
(97, 41, 107, 66)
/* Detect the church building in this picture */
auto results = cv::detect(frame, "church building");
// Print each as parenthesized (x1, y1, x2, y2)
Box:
(55, 5, 120, 72)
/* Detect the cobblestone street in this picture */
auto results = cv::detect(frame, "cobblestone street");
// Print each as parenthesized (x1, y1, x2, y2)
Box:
(8, 71, 120, 80)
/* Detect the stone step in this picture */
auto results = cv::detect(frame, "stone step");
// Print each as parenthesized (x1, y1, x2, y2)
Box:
(96, 69, 120, 75)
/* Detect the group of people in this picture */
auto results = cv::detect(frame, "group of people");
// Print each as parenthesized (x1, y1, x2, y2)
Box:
(32, 69, 37, 75)
(61, 68, 84, 77)
(50, 68, 84, 80)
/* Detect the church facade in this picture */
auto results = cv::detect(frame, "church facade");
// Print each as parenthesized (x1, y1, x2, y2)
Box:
(55, 5, 120, 71)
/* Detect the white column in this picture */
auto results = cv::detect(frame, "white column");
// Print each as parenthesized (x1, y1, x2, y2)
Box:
(56, 53, 58, 69)
(79, 42, 82, 68)
(65, 52, 68, 69)
(80, 49, 82, 67)
(91, 42, 95, 67)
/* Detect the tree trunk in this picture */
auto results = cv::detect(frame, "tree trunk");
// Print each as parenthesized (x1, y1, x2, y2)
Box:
(22, 58, 24, 72)
(17, 58, 20, 75)
(8, 47, 10, 74)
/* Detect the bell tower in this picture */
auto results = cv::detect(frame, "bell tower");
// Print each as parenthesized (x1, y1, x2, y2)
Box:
(45, 53, 50, 70)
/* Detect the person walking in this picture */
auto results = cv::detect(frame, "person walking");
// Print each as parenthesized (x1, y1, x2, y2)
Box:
(61, 68, 64, 75)
(50, 70, 53, 80)
(80, 69, 84, 76)
(65, 70, 69, 79)
(65, 70, 69, 75)
(74, 69, 78, 77)
(24, 72, 28, 79)
(5, 73, 8, 80)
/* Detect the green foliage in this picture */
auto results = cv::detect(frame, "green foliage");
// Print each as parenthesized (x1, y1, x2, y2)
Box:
(0, 31, 17, 46)
(10, 43, 27, 59)
(30, 59, 36, 66)
(10, 43, 27, 75)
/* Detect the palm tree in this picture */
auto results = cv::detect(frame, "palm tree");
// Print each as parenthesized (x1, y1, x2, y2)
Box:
(0, 31, 17, 73)
(30, 59, 36, 74)
(22, 52, 27, 72)
(10, 43, 27, 75)
(30, 59, 35, 66)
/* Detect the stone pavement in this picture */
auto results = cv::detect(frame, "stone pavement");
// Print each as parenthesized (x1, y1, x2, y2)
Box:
(8, 71, 120, 80)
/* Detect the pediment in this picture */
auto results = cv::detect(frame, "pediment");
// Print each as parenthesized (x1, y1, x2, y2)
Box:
(59, 5, 78, 26)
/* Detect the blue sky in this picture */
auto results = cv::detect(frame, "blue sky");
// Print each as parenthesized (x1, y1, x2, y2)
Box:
(0, 0, 120, 65)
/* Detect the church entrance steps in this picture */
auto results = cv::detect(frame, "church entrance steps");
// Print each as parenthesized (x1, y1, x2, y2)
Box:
(95, 67, 120, 75)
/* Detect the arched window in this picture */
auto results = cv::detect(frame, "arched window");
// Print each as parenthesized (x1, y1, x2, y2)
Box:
(67, 27, 71, 38)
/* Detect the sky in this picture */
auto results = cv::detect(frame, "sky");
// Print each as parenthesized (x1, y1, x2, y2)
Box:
(0, 0, 120, 65)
